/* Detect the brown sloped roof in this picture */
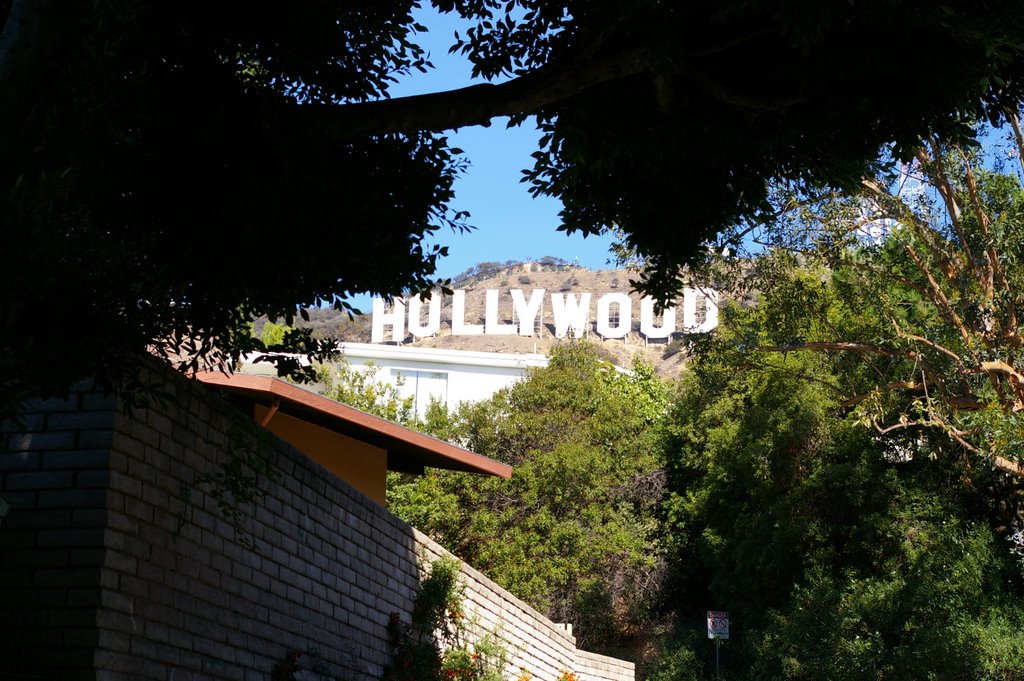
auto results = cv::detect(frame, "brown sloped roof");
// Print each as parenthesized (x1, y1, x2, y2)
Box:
(193, 372, 511, 478)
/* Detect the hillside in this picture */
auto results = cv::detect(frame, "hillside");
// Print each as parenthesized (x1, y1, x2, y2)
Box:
(290, 260, 714, 377)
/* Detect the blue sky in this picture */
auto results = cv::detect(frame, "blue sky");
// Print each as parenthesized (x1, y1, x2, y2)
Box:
(386, 6, 617, 282)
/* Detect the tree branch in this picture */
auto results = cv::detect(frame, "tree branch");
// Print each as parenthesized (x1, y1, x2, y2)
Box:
(861, 177, 962, 282)
(317, 45, 657, 138)
(672, 57, 802, 111)
(956, 146, 999, 304)
(918, 142, 977, 274)
(892, 327, 964, 366)
(841, 381, 921, 408)
(316, 40, 803, 139)
(977, 360, 1024, 384)
(757, 341, 901, 356)
(758, 338, 955, 398)
(977, 360, 1024, 411)
(992, 455, 1024, 477)
(930, 413, 1024, 478)
(873, 413, 1024, 478)
(1005, 107, 1024, 180)
(902, 243, 979, 361)
(956, 146, 1020, 343)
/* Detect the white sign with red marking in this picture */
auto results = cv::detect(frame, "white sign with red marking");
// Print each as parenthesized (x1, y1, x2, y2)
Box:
(707, 611, 729, 639)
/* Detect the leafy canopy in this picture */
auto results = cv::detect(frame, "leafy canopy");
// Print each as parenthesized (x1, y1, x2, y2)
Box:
(650, 122, 1024, 675)
(388, 343, 669, 653)
(318, 360, 418, 426)
(706, 111, 1024, 480)
(6, 1, 1024, 413)
(657, 296, 1024, 680)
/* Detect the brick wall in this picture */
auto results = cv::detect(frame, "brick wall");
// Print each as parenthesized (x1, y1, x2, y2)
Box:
(1, 387, 116, 681)
(1, 367, 633, 681)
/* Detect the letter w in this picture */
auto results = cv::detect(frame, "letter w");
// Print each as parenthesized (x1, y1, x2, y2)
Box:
(550, 293, 591, 338)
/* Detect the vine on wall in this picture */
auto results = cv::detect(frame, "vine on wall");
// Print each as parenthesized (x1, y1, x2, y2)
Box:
(383, 557, 514, 681)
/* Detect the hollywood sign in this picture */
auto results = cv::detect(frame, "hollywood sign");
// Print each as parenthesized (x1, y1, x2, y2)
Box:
(371, 288, 719, 343)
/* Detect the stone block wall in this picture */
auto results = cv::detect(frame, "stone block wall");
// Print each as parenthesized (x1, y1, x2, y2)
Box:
(576, 650, 635, 681)
(0, 388, 116, 681)
(1, 368, 633, 681)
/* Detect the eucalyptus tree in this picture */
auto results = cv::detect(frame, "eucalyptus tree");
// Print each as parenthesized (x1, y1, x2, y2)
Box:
(714, 111, 1024, 482)
(646, 115, 1024, 677)
(658, 329, 1024, 680)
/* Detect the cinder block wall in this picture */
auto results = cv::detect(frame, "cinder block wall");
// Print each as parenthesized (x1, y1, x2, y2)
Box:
(0, 387, 116, 681)
(1, 368, 633, 681)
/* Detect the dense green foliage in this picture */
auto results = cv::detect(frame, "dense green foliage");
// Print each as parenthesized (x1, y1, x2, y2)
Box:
(656, 319, 1024, 679)
(388, 344, 668, 653)
(322, 309, 1024, 677)
(318, 360, 418, 426)
(650, 131, 1024, 677)
(0, 1, 462, 420)
(713, 122, 1024, 482)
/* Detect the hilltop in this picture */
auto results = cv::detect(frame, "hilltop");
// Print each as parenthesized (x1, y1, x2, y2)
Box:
(277, 259, 714, 377)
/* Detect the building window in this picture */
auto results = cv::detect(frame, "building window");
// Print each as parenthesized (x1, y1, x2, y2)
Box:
(391, 369, 449, 417)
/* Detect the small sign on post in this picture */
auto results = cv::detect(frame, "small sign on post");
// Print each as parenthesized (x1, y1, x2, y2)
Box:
(707, 611, 729, 639)
(708, 610, 729, 678)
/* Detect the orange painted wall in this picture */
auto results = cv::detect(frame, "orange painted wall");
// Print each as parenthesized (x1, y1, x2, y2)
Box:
(254, 405, 388, 506)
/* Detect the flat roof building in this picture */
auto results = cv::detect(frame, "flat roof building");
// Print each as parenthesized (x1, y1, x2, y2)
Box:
(243, 342, 550, 419)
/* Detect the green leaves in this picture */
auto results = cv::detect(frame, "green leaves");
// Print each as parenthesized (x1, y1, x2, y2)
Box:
(318, 359, 417, 425)
(387, 343, 668, 651)
(1, 1, 468, 422)
(657, 160, 1024, 675)
(662, 323, 1024, 678)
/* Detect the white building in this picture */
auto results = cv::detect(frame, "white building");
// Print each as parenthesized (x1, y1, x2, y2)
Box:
(241, 342, 551, 418)
(334, 342, 549, 417)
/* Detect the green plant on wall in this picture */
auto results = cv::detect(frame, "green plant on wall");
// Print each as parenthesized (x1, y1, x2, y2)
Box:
(194, 422, 280, 550)
(383, 557, 509, 681)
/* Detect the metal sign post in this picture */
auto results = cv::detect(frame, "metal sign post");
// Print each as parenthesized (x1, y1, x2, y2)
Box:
(707, 611, 729, 678)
